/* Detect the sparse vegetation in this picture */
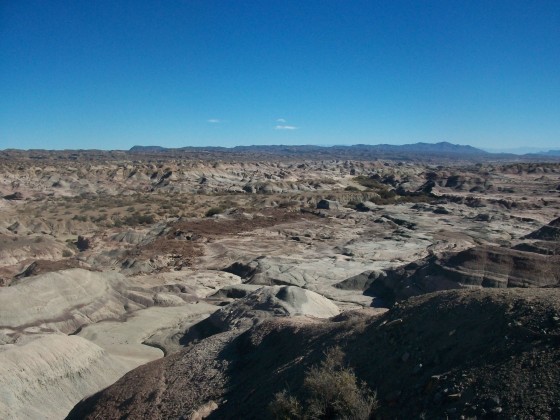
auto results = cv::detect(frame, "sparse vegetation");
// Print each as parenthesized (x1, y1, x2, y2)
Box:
(92, 214, 107, 223)
(123, 212, 155, 226)
(350, 176, 400, 204)
(205, 206, 226, 217)
(270, 347, 377, 419)
(314, 178, 337, 186)
(353, 175, 384, 190)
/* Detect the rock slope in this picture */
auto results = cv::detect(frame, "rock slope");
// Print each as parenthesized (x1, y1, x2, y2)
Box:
(68, 288, 560, 419)
(0, 334, 126, 420)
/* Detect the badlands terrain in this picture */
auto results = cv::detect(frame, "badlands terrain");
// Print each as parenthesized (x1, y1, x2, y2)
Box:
(1, 144, 560, 419)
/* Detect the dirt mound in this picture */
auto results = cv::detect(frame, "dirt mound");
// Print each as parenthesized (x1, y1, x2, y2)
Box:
(68, 288, 560, 419)
(180, 285, 340, 344)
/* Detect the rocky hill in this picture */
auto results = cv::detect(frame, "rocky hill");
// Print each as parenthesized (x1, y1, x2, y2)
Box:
(68, 288, 560, 419)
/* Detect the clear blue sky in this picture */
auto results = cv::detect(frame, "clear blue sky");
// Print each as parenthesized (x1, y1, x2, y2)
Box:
(1, 1, 559, 150)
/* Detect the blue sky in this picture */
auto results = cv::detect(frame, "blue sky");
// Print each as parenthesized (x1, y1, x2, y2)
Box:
(1, 1, 559, 150)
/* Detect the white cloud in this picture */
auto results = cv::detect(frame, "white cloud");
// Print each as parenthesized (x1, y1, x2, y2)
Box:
(276, 118, 286, 123)
(207, 119, 221, 123)
(275, 125, 298, 130)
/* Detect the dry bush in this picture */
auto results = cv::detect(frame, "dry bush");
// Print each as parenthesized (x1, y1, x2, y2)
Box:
(269, 390, 303, 419)
(270, 347, 377, 420)
(353, 176, 384, 190)
(205, 206, 225, 217)
(123, 212, 155, 226)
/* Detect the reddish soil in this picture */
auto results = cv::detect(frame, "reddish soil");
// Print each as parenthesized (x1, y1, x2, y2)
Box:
(171, 209, 321, 238)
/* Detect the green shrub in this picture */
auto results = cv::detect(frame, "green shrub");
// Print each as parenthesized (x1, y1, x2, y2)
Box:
(123, 213, 155, 226)
(205, 207, 225, 217)
(377, 189, 396, 200)
(92, 214, 107, 223)
(270, 347, 377, 420)
(137, 214, 155, 224)
(352, 176, 397, 203)
(353, 176, 383, 190)
(315, 178, 336, 186)
(269, 390, 303, 419)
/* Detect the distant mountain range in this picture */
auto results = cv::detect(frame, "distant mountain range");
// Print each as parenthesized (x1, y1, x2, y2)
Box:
(483, 146, 560, 155)
(529, 149, 560, 156)
(2, 142, 557, 162)
(128, 141, 492, 160)
(130, 142, 560, 160)
(349, 141, 487, 154)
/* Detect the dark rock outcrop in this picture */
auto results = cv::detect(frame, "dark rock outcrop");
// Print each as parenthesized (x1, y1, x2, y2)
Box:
(3, 192, 23, 200)
(316, 199, 341, 210)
